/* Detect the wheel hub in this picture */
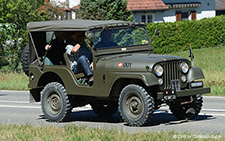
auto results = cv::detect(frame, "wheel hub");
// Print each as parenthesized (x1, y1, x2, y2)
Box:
(126, 96, 143, 117)
(131, 100, 138, 111)
(47, 93, 62, 115)
(51, 97, 60, 110)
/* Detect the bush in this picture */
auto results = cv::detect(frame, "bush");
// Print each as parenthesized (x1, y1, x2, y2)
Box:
(147, 15, 225, 54)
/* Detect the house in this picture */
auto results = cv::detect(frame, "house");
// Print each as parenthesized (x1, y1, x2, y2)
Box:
(70, 4, 80, 19)
(128, 0, 215, 23)
(162, 0, 216, 22)
(126, 0, 168, 23)
(54, 0, 216, 23)
(216, 0, 225, 15)
(49, 0, 80, 19)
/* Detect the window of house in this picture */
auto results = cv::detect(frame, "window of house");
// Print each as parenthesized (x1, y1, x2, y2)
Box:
(181, 12, 189, 21)
(176, 11, 196, 21)
(147, 15, 153, 23)
(141, 15, 146, 22)
(141, 14, 154, 23)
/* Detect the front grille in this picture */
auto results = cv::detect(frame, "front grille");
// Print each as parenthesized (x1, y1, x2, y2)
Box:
(162, 62, 180, 89)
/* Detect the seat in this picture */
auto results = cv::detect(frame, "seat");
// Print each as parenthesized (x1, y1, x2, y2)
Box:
(63, 52, 85, 79)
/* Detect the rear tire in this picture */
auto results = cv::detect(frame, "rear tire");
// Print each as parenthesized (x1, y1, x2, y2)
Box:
(119, 84, 155, 126)
(21, 44, 30, 76)
(170, 94, 203, 120)
(41, 82, 72, 122)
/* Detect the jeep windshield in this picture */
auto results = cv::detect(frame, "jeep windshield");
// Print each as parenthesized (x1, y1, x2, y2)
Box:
(92, 26, 149, 50)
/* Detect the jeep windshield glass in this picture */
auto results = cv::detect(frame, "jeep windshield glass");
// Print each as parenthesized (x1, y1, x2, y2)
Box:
(92, 27, 149, 50)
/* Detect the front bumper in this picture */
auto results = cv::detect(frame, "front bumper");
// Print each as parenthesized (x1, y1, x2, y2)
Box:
(157, 87, 211, 100)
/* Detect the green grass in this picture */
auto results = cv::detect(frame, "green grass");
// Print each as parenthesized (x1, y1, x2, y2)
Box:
(169, 46, 225, 96)
(0, 124, 224, 141)
(0, 71, 29, 91)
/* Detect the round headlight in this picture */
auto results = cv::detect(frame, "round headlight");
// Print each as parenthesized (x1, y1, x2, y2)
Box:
(181, 75, 187, 82)
(154, 65, 163, 77)
(158, 78, 163, 85)
(180, 62, 189, 73)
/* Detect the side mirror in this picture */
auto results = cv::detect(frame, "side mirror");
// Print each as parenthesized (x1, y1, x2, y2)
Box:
(155, 28, 160, 37)
(87, 32, 95, 42)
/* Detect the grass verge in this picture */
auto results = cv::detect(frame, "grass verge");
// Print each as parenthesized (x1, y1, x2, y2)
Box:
(170, 46, 225, 96)
(0, 124, 224, 140)
(0, 71, 29, 91)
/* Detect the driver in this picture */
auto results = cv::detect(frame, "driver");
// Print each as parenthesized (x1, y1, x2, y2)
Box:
(95, 30, 117, 49)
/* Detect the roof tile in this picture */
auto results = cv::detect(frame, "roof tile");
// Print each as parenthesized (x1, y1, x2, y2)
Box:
(127, 0, 168, 11)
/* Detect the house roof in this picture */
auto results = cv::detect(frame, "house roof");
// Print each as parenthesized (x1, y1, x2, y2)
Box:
(162, 0, 201, 4)
(162, 0, 201, 9)
(71, 0, 168, 12)
(216, 0, 225, 10)
(71, 4, 80, 11)
(127, 0, 168, 12)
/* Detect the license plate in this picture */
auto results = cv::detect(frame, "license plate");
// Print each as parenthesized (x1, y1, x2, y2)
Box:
(163, 89, 177, 101)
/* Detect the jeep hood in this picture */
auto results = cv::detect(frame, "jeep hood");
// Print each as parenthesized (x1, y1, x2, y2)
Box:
(104, 53, 188, 72)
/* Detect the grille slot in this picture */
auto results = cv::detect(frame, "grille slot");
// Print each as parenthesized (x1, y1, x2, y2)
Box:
(162, 62, 180, 89)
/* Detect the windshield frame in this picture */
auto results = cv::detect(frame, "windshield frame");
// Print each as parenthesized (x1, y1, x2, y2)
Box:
(90, 25, 152, 56)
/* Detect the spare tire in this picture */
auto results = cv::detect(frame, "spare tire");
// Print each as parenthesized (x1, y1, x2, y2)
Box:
(21, 44, 30, 76)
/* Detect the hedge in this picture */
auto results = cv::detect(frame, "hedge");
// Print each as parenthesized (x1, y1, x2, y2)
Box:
(147, 15, 225, 54)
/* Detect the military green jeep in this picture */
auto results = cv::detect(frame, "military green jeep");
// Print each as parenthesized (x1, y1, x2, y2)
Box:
(22, 20, 210, 126)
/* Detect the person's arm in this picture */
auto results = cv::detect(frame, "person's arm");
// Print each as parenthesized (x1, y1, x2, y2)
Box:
(90, 62, 94, 71)
(71, 44, 81, 53)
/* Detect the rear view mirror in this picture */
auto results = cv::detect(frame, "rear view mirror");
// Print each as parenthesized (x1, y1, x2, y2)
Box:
(87, 33, 95, 42)
(155, 29, 160, 37)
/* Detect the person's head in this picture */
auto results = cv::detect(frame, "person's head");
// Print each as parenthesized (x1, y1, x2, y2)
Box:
(71, 31, 85, 44)
(54, 31, 66, 43)
(100, 30, 111, 42)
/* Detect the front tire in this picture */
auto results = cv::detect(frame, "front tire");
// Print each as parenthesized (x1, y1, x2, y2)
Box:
(170, 94, 203, 120)
(119, 84, 155, 126)
(41, 82, 72, 122)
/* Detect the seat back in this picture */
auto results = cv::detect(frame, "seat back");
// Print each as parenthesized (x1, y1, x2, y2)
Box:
(64, 52, 71, 68)
(63, 52, 85, 79)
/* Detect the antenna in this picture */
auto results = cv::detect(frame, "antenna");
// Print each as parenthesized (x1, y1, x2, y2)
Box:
(189, 44, 194, 66)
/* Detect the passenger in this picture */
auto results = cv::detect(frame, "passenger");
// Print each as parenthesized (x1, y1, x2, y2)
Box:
(66, 31, 94, 85)
(44, 31, 66, 65)
(95, 30, 117, 49)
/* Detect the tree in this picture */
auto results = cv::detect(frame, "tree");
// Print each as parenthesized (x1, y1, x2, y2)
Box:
(0, 0, 44, 70)
(78, 0, 134, 21)
(0, 0, 65, 70)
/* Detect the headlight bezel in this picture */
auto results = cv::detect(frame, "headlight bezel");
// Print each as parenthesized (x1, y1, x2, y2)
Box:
(180, 62, 189, 74)
(154, 65, 164, 77)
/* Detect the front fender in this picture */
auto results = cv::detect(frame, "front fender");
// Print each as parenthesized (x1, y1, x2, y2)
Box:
(107, 72, 159, 87)
(187, 66, 205, 82)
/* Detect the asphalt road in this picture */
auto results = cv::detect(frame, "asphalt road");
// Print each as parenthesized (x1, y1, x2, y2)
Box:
(0, 90, 225, 134)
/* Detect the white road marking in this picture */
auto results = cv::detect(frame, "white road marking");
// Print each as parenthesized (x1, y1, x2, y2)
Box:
(0, 100, 29, 104)
(203, 96, 225, 99)
(0, 105, 40, 109)
(201, 109, 225, 112)
(199, 113, 225, 117)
